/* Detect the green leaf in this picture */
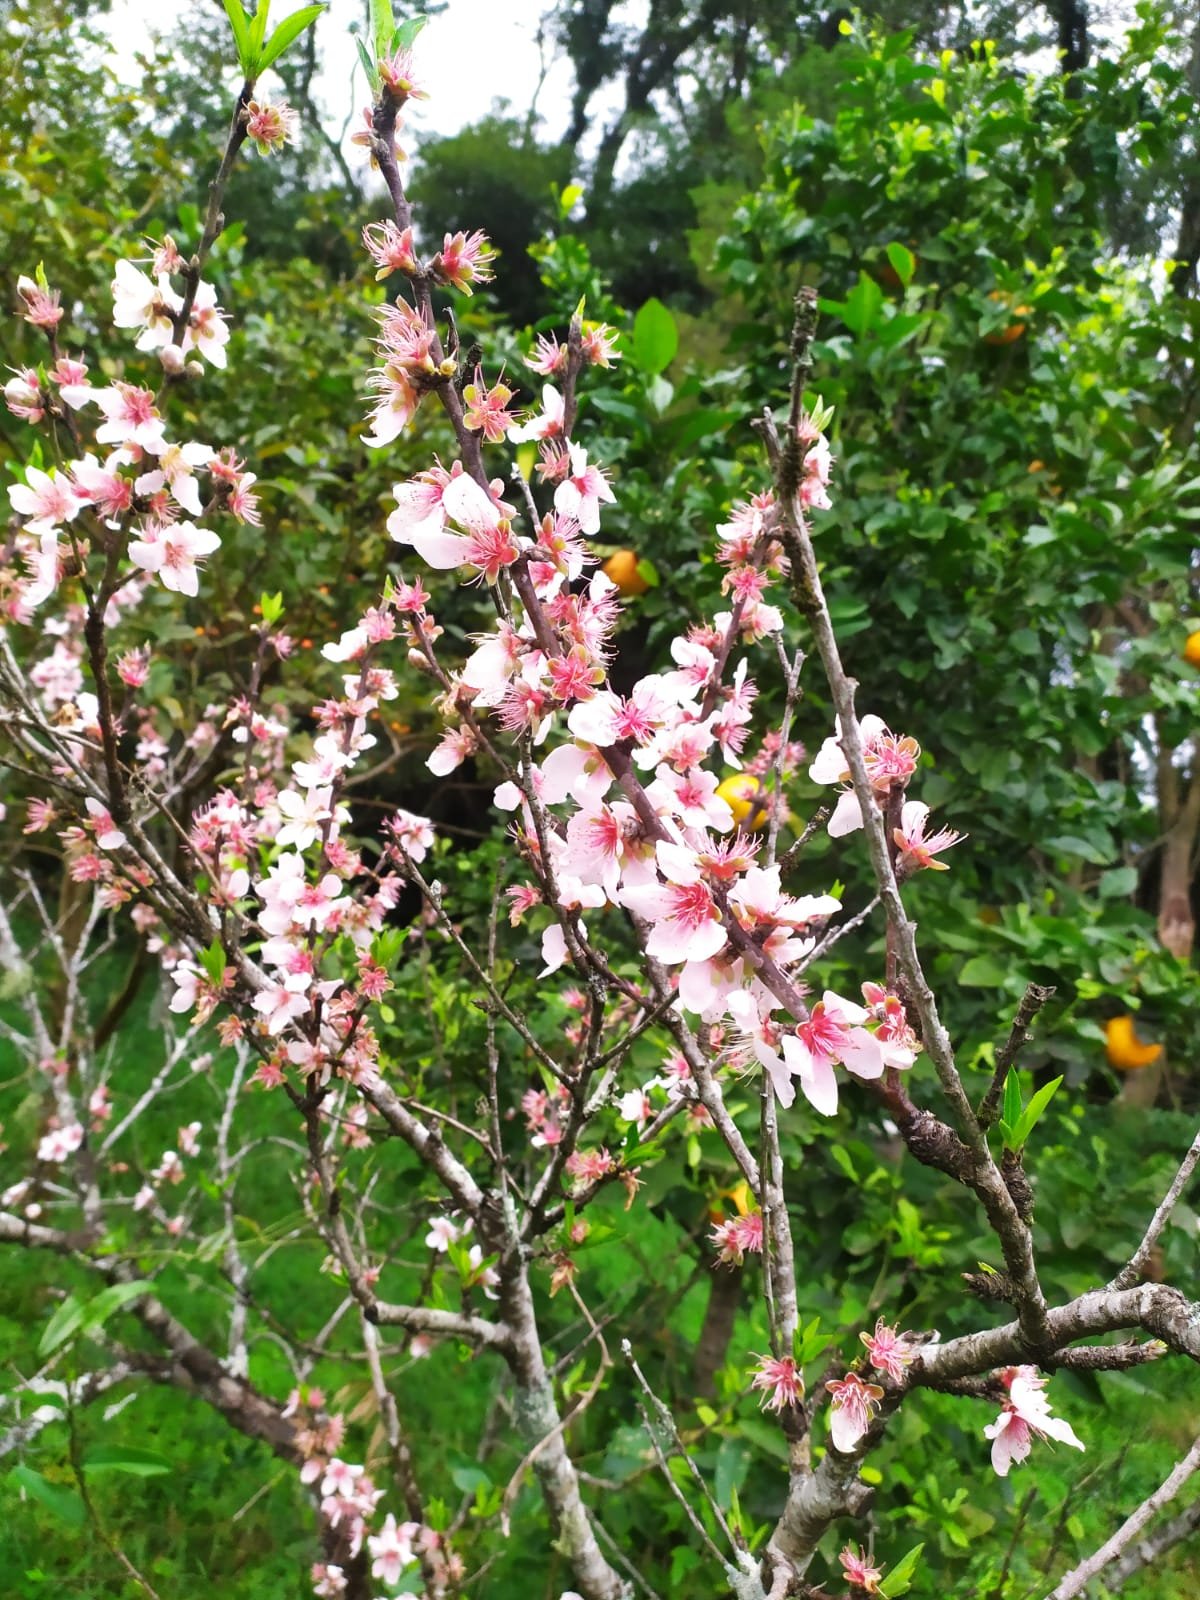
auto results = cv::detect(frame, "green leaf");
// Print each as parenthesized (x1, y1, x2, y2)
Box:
(631, 298, 678, 375)
(394, 14, 427, 50)
(885, 241, 916, 285)
(355, 34, 381, 91)
(83, 1445, 171, 1478)
(957, 954, 1008, 987)
(199, 937, 227, 987)
(1012, 1076, 1064, 1150)
(248, 0, 271, 58)
(1098, 865, 1138, 898)
(1002, 1068, 1022, 1134)
(714, 1436, 748, 1509)
(878, 1541, 924, 1597)
(221, 0, 254, 72)
(635, 558, 660, 589)
(840, 271, 884, 336)
(6, 1465, 85, 1528)
(37, 1294, 87, 1361)
(81, 1280, 155, 1334)
(646, 374, 674, 413)
(370, 0, 394, 58)
(449, 1464, 490, 1495)
(257, 4, 325, 74)
(259, 590, 284, 625)
(40, 1280, 154, 1359)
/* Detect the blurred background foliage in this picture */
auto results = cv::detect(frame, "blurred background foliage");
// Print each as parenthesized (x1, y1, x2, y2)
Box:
(3, 0, 1200, 1594)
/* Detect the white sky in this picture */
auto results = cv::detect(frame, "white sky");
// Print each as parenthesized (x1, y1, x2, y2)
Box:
(105, 0, 637, 166)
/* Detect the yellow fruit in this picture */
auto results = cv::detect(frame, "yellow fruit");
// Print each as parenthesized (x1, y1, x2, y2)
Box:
(1183, 630, 1200, 668)
(1105, 1015, 1163, 1072)
(715, 772, 768, 830)
(601, 549, 649, 597)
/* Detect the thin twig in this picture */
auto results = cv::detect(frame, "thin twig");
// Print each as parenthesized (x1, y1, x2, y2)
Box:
(1108, 1124, 1200, 1291)
(1046, 1433, 1200, 1600)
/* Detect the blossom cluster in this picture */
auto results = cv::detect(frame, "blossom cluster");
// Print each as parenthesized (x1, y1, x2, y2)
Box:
(1, 41, 1014, 1596)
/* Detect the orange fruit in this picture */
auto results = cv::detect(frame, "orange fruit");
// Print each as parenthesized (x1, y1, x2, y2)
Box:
(1104, 1015, 1163, 1071)
(1183, 630, 1200, 668)
(601, 549, 650, 597)
(984, 289, 1031, 345)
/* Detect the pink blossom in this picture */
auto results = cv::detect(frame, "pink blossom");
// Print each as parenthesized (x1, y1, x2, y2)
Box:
(49, 355, 93, 408)
(386, 808, 435, 863)
(861, 1318, 913, 1382)
(275, 787, 335, 851)
(378, 46, 427, 102)
(311, 1564, 347, 1598)
(391, 472, 519, 581)
(116, 647, 151, 688)
(772, 991, 884, 1115)
(135, 440, 213, 517)
(985, 1366, 1084, 1477)
(24, 799, 57, 833)
(798, 425, 834, 511)
(111, 259, 181, 350)
(85, 798, 126, 850)
(428, 727, 477, 776)
(526, 332, 567, 375)
(462, 369, 518, 442)
(553, 443, 614, 535)
(387, 462, 454, 545)
(646, 764, 734, 833)
(149, 235, 184, 276)
(617, 1088, 652, 1126)
(565, 1147, 615, 1185)
(558, 800, 643, 900)
(894, 799, 964, 872)
(709, 1211, 763, 1265)
(861, 982, 920, 1069)
(252, 975, 311, 1034)
(5, 369, 43, 422)
(37, 1122, 84, 1163)
(244, 97, 299, 156)
(425, 1216, 462, 1251)
(227, 470, 260, 524)
(368, 1513, 418, 1586)
(431, 229, 496, 295)
(508, 383, 565, 443)
(72, 452, 134, 522)
(182, 280, 230, 368)
(620, 841, 728, 965)
(750, 1354, 804, 1412)
(808, 714, 921, 836)
(17, 273, 64, 329)
(8, 467, 83, 534)
(87, 1085, 112, 1128)
(128, 521, 221, 597)
(825, 1371, 885, 1453)
(839, 1544, 884, 1594)
(363, 220, 420, 279)
(567, 680, 672, 748)
(93, 383, 168, 452)
(320, 1458, 361, 1499)
(581, 322, 621, 366)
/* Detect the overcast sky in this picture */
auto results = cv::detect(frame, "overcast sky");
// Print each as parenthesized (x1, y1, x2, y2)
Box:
(106, 0, 638, 164)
